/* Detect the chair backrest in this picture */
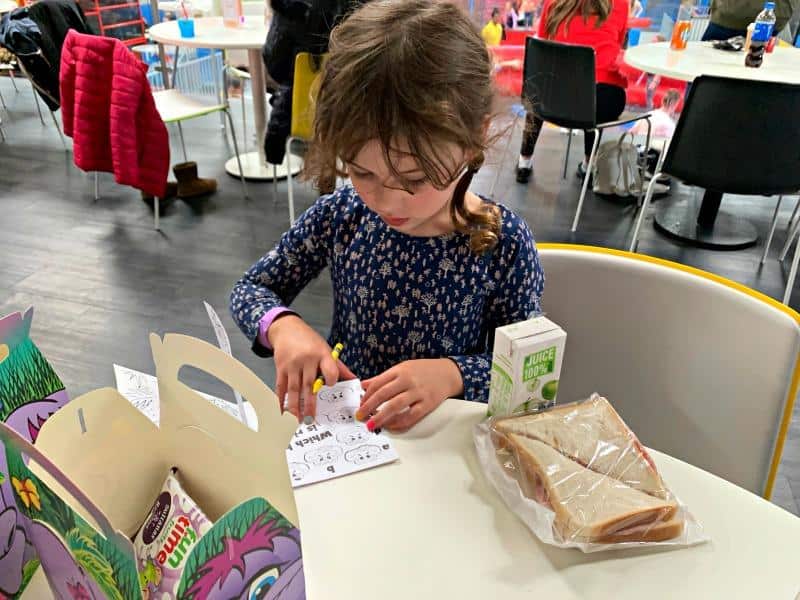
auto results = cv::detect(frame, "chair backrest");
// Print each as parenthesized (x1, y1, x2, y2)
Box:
(663, 76, 800, 195)
(523, 37, 597, 129)
(290, 52, 327, 141)
(537, 244, 800, 498)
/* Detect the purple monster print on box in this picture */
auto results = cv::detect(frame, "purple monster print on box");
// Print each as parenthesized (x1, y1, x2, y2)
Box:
(177, 498, 305, 600)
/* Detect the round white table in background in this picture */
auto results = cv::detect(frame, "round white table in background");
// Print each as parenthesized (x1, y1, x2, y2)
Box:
(22, 399, 800, 599)
(0, 0, 17, 14)
(624, 41, 800, 250)
(147, 16, 302, 181)
(625, 40, 800, 84)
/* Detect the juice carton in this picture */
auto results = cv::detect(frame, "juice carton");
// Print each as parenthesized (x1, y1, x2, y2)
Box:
(488, 317, 566, 417)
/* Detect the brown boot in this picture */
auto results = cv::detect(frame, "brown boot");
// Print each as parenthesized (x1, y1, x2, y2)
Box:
(173, 161, 217, 199)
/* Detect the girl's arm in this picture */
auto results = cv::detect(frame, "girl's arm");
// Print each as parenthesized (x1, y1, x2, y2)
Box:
(230, 192, 338, 350)
(451, 220, 545, 403)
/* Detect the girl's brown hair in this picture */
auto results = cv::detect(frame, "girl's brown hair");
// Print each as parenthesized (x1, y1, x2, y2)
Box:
(304, 0, 501, 254)
(544, 0, 612, 38)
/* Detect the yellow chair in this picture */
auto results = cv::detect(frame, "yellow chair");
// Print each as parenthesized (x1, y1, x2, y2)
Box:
(537, 243, 800, 499)
(284, 52, 327, 225)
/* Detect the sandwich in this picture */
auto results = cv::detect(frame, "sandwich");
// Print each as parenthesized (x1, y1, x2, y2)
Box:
(507, 434, 682, 543)
(494, 396, 668, 499)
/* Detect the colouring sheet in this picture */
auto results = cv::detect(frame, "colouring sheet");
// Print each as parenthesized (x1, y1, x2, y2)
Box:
(113, 364, 258, 429)
(286, 379, 399, 487)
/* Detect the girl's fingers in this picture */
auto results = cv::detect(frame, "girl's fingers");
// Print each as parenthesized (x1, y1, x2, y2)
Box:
(301, 363, 318, 421)
(357, 377, 406, 421)
(367, 393, 415, 430)
(320, 356, 339, 387)
(285, 373, 301, 421)
(383, 402, 427, 433)
(360, 369, 397, 405)
(276, 371, 288, 414)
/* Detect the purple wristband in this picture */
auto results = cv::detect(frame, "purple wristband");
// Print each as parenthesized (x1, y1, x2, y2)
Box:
(257, 307, 298, 350)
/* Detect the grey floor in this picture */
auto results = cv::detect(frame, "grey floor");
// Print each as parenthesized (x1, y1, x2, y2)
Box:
(1, 78, 798, 515)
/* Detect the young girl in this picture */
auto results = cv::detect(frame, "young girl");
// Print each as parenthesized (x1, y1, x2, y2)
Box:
(516, 0, 629, 183)
(230, 0, 544, 433)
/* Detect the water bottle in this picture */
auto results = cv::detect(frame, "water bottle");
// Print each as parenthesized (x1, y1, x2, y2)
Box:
(745, 2, 776, 68)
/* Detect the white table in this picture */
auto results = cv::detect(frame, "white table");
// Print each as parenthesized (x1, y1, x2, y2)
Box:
(624, 41, 800, 250)
(0, 0, 17, 14)
(23, 399, 800, 598)
(625, 41, 800, 85)
(148, 16, 301, 181)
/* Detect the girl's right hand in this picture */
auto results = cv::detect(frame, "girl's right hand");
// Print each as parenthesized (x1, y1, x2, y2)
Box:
(268, 315, 356, 421)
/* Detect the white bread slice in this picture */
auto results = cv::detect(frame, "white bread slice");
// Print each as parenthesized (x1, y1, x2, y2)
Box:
(495, 397, 668, 499)
(508, 434, 678, 543)
(597, 518, 684, 544)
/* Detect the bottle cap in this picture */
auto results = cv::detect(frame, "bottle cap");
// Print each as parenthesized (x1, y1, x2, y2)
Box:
(764, 1, 775, 8)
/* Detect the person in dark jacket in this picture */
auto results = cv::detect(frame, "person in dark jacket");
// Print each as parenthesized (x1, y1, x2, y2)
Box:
(0, 0, 92, 110)
(261, 0, 366, 172)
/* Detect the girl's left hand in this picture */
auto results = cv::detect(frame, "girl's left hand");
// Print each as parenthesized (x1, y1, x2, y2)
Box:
(356, 359, 464, 433)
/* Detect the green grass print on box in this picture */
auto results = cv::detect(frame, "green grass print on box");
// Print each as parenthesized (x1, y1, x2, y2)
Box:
(0, 336, 65, 422)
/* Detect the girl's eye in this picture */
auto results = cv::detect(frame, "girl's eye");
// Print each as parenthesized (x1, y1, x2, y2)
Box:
(406, 179, 427, 192)
(350, 170, 372, 180)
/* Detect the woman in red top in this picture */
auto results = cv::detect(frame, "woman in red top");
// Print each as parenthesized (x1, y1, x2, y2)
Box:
(516, 0, 629, 183)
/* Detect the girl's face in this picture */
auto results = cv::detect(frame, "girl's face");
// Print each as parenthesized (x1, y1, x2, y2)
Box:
(347, 139, 464, 237)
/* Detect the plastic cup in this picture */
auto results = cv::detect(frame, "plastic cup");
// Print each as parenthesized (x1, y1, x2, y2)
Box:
(178, 18, 195, 38)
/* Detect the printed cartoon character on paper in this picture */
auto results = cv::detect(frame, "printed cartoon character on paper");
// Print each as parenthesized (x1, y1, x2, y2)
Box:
(304, 446, 342, 466)
(316, 388, 346, 405)
(335, 427, 368, 446)
(179, 498, 305, 600)
(289, 463, 310, 482)
(322, 408, 355, 425)
(344, 445, 384, 465)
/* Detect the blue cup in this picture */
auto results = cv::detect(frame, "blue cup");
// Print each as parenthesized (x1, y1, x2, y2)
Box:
(178, 18, 195, 38)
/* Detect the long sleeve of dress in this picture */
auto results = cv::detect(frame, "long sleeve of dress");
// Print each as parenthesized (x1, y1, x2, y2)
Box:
(448, 218, 544, 402)
(230, 193, 337, 342)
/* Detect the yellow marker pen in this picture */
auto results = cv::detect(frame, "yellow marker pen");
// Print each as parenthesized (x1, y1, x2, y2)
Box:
(312, 342, 344, 394)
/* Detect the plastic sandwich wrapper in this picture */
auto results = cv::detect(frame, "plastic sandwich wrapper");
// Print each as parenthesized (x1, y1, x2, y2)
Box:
(474, 394, 710, 553)
(0, 314, 306, 599)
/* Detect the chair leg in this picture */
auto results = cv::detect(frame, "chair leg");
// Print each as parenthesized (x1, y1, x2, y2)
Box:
(50, 110, 67, 151)
(177, 121, 188, 162)
(154, 196, 160, 231)
(94, 172, 99, 200)
(272, 164, 278, 205)
(31, 85, 45, 125)
(0, 120, 6, 143)
(761, 195, 783, 265)
(240, 87, 248, 150)
(0, 87, 6, 111)
(571, 128, 599, 232)
(489, 113, 519, 200)
(779, 215, 800, 262)
(286, 137, 295, 225)
(9, 71, 17, 92)
(562, 129, 572, 179)
(224, 108, 249, 199)
(784, 226, 800, 304)
(787, 196, 800, 232)
(629, 172, 661, 252)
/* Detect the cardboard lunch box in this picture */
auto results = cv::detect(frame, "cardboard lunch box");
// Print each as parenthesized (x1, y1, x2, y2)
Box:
(0, 330, 305, 600)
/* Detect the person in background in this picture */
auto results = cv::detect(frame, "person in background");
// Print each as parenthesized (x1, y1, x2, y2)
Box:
(521, 0, 536, 26)
(482, 7, 505, 45)
(506, 0, 520, 27)
(703, 0, 797, 39)
(261, 0, 367, 190)
(516, 0, 629, 183)
(231, 0, 544, 433)
(633, 88, 680, 139)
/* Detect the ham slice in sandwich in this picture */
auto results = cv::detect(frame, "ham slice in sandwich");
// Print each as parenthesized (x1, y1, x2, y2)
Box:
(507, 434, 682, 543)
(495, 396, 668, 499)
